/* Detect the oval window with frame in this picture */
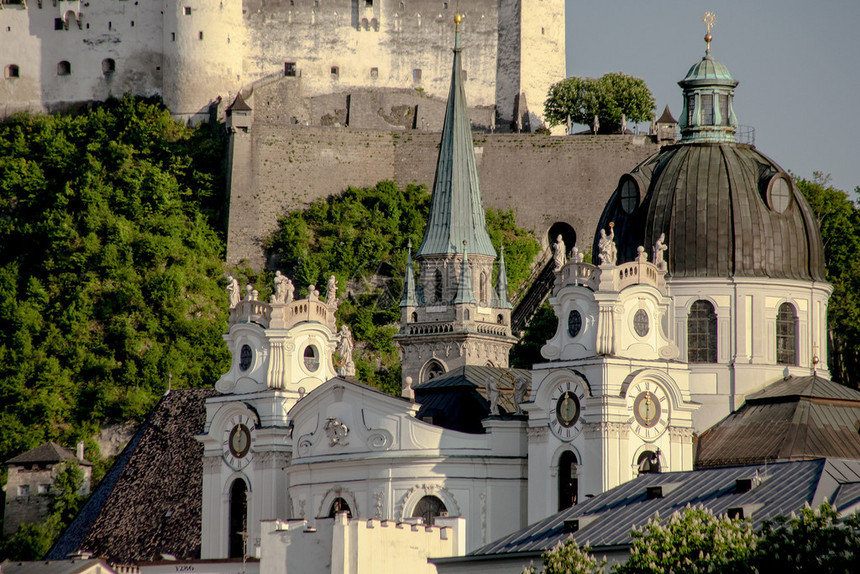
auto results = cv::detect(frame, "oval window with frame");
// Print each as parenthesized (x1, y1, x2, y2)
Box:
(568, 310, 582, 338)
(767, 176, 792, 214)
(633, 309, 650, 337)
(239, 345, 253, 371)
(303, 344, 320, 372)
(619, 178, 639, 214)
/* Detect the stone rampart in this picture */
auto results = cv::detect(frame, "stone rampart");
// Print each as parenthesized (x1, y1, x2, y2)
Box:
(226, 128, 660, 268)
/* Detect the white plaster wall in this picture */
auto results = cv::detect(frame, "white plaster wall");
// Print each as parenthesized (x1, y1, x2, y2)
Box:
(518, 0, 565, 129)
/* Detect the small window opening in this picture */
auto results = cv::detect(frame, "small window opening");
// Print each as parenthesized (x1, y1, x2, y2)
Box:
(462, 69, 467, 81)
(303, 345, 320, 371)
(558, 451, 578, 510)
(330, 65, 339, 78)
(198, 30, 203, 40)
(413, 68, 422, 83)
(370, 67, 378, 78)
(171, 32, 176, 41)
(130, 20, 135, 27)
(365, 0, 372, 6)
(6, 65, 19, 79)
(102, 58, 116, 76)
(55, 18, 64, 30)
(411, 496, 446, 526)
(184, 6, 191, 15)
(285, 62, 297, 77)
(638, 450, 661, 475)
(327, 497, 352, 518)
(57, 60, 71, 76)
(109, 21, 112, 30)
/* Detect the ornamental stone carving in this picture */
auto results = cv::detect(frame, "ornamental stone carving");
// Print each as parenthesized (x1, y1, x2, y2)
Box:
(324, 417, 350, 446)
(527, 426, 549, 442)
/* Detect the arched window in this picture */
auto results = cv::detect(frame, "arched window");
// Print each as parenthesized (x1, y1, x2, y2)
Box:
(5, 65, 19, 79)
(433, 269, 443, 303)
(102, 58, 115, 75)
(57, 61, 71, 76)
(411, 495, 446, 526)
(637, 450, 661, 475)
(229, 479, 248, 558)
(327, 497, 352, 518)
(423, 360, 445, 383)
(777, 303, 798, 365)
(479, 271, 487, 305)
(558, 451, 578, 511)
(688, 300, 717, 363)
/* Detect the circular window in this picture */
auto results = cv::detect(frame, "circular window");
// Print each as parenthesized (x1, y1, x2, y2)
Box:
(568, 310, 582, 338)
(768, 176, 792, 213)
(239, 345, 253, 371)
(619, 178, 639, 214)
(633, 309, 650, 337)
(303, 345, 320, 372)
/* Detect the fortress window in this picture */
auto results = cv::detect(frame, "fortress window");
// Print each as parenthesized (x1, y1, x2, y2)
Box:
(330, 66, 339, 78)
(109, 21, 112, 30)
(57, 61, 71, 76)
(776, 303, 798, 365)
(285, 62, 297, 76)
(184, 6, 191, 15)
(171, 32, 176, 41)
(462, 69, 467, 81)
(365, 0, 372, 6)
(131, 20, 135, 27)
(370, 67, 378, 78)
(55, 18, 64, 30)
(399, 1, 404, 8)
(314, 0, 319, 5)
(198, 30, 204, 40)
(5, 65, 19, 79)
(443, 2, 448, 8)
(102, 58, 115, 76)
(413, 68, 422, 83)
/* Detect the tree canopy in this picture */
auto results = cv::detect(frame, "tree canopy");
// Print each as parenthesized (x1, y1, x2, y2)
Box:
(0, 97, 231, 465)
(544, 73, 655, 133)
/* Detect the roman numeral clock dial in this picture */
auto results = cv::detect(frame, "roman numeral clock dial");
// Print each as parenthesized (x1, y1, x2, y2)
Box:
(223, 414, 256, 470)
(629, 382, 669, 440)
(549, 380, 586, 441)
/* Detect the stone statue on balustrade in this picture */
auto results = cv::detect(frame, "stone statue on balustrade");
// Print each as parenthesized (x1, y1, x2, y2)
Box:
(326, 275, 338, 307)
(487, 377, 501, 416)
(272, 271, 295, 304)
(598, 226, 617, 266)
(553, 235, 566, 271)
(654, 233, 668, 271)
(226, 275, 241, 308)
(337, 324, 356, 377)
(513, 377, 528, 415)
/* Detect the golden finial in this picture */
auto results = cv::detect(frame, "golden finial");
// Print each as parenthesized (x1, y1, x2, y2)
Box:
(454, 13, 462, 25)
(703, 12, 716, 54)
(609, 221, 615, 229)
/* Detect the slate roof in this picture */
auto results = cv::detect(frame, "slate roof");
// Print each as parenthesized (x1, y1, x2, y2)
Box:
(414, 366, 530, 434)
(6, 442, 91, 466)
(416, 25, 495, 258)
(48, 388, 216, 564)
(459, 458, 860, 560)
(655, 105, 677, 124)
(1, 558, 116, 574)
(696, 375, 860, 468)
(594, 143, 826, 281)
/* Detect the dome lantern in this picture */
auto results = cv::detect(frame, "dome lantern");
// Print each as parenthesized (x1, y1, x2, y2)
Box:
(678, 13, 739, 144)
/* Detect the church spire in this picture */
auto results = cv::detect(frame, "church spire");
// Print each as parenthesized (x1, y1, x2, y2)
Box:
(416, 14, 495, 258)
(400, 241, 419, 307)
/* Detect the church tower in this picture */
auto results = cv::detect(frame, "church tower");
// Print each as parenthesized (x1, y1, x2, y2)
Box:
(395, 16, 516, 399)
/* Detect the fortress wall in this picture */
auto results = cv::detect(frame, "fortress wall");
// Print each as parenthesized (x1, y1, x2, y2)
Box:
(226, 128, 660, 268)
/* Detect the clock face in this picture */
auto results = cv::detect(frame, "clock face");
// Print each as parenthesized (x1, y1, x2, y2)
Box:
(223, 414, 256, 470)
(629, 381, 669, 440)
(549, 380, 586, 441)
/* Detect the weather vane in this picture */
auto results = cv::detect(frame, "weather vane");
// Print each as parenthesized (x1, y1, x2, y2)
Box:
(703, 12, 716, 54)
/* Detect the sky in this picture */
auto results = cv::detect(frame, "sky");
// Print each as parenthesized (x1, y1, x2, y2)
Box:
(564, 0, 860, 194)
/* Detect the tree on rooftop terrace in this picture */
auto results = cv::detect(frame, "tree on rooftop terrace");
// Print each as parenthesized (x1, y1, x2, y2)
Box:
(544, 73, 655, 134)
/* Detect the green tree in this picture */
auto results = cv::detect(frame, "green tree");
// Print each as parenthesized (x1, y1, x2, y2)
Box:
(795, 173, 860, 387)
(0, 97, 230, 463)
(612, 507, 758, 574)
(50, 461, 84, 525)
(524, 537, 606, 574)
(544, 73, 655, 133)
(753, 502, 860, 572)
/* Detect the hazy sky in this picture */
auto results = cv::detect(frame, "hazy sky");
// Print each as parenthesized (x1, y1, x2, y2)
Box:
(565, 0, 859, 194)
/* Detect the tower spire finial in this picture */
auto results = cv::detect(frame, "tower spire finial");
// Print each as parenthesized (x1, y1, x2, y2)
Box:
(454, 13, 462, 50)
(703, 12, 716, 55)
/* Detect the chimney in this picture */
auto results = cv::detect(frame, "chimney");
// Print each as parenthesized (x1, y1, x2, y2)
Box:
(76, 441, 85, 461)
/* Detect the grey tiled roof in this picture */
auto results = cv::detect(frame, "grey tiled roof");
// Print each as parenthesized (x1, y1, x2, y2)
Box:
(414, 366, 530, 434)
(48, 388, 216, 563)
(467, 458, 860, 557)
(6, 441, 91, 466)
(1, 558, 116, 574)
(696, 375, 860, 468)
(594, 143, 826, 281)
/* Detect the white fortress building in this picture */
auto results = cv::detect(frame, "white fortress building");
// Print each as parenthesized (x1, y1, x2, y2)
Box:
(0, 0, 565, 128)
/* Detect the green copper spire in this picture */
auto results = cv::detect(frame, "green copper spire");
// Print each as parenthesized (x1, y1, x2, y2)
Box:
(495, 245, 511, 309)
(416, 15, 496, 259)
(453, 243, 477, 304)
(400, 241, 419, 307)
(678, 14, 739, 144)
